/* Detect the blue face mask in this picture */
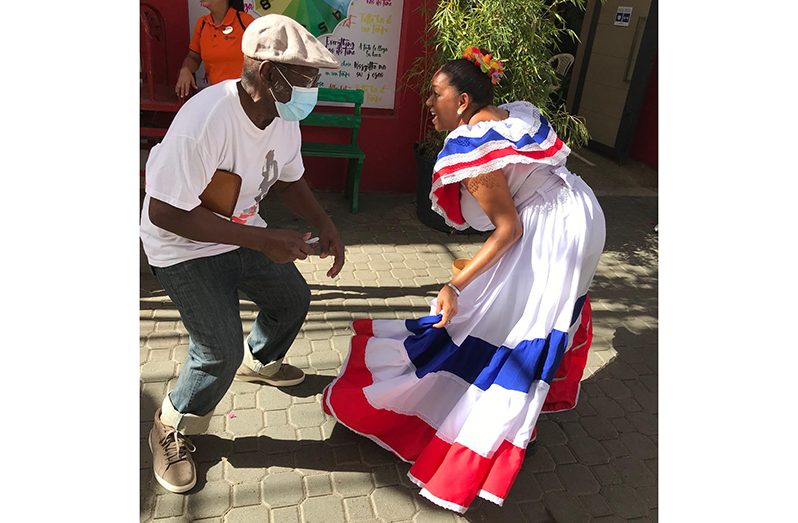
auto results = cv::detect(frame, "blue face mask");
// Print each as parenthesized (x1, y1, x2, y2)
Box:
(270, 67, 318, 121)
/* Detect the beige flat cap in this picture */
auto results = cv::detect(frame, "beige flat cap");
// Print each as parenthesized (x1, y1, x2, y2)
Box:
(242, 14, 340, 69)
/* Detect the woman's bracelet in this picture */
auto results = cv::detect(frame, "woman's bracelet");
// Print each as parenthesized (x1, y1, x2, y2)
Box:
(445, 282, 462, 297)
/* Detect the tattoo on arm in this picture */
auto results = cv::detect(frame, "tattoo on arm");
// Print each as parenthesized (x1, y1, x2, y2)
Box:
(464, 171, 503, 194)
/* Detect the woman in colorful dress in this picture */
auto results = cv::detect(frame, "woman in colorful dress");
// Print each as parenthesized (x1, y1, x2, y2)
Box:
(322, 48, 606, 513)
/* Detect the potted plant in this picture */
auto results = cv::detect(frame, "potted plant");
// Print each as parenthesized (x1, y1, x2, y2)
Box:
(407, 0, 590, 233)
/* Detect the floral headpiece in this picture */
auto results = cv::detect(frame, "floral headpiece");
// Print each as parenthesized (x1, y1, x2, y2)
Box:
(462, 46, 505, 85)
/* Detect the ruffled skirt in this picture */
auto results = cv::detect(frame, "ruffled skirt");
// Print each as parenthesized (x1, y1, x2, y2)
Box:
(323, 176, 605, 513)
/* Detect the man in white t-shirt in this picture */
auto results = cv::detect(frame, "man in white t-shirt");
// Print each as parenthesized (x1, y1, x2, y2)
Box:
(141, 14, 345, 494)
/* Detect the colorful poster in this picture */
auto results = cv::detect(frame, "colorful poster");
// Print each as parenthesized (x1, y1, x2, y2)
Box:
(252, 0, 404, 109)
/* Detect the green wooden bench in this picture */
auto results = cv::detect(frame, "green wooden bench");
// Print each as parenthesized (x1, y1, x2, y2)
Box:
(300, 87, 366, 213)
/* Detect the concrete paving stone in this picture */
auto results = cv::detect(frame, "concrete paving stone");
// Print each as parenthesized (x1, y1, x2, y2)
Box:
(301, 495, 347, 523)
(154, 320, 180, 333)
(588, 397, 626, 419)
(610, 457, 656, 488)
(354, 270, 380, 281)
(287, 338, 312, 357)
(147, 348, 172, 362)
(357, 441, 396, 466)
(266, 410, 291, 427)
(226, 408, 264, 436)
(596, 378, 633, 400)
(629, 362, 654, 377)
(231, 482, 262, 507)
(518, 500, 556, 522)
(522, 446, 556, 473)
(578, 493, 614, 517)
(309, 351, 341, 371)
(231, 434, 260, 454)
(609, 416, 637, 434)
(645, 458, 657, 476)
(224, 456, 268, 484)
(618, 433, 657, 461)
(304, 473, 334, 497)
(293, 443, 336, 474)
(344, 496, 377, 520)
(627, 412, 658, 436)
(615, 396, 643, 414)
(261, 471, 304, 508)
(506, 471, 543, 503)
(141, 319, 156, 336)
(635, 485, 658, 509)
(542, 491, 591, 523)
(535, 471, 565, 492)
(140, 360, 177, 383)
(601, 438, 631, 459)
(207, 414, 227, 435)
(223, 504, 271, 522)
(569, 436, 611, 465)
(536, 420, 568, 446)
(579, 416, 619, 441)
(476, 499, 526, 522)
(270, 505, 301, 523)
(605, 360, 640, 381)
(547, 445, 578, 465)
(288, 402, 327, 428)
(371, 486, 418, 522)
(640, 374, 657, 394)
(600, 485, 649, 519)
(589, 464, 622, 487)
(555, 463, 601, 496)
(260, 424, 298, 448)
(372, 464, 402, 487)
(171, 344, 189, 363)
(233, 392, 256, 410)
(146, 333, 180, 350)
(412, 508, 460, 523)
(296, 426, 323, 441)
(185, 480, 231, 519)
(591, 516, 627, 523)
(561, 421, 589, 440)
(333, 442, 363, 465)
(153, 492, 185, 518)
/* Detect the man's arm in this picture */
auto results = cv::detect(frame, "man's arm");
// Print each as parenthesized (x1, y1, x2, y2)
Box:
(149, 197, 313, 263)
(270, 178, 345, 277)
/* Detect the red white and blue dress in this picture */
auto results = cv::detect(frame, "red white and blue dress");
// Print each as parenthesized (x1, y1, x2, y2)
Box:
(322, 101, 606, 513)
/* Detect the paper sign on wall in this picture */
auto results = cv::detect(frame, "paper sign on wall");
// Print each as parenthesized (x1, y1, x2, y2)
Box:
(614, 6, 633, 27)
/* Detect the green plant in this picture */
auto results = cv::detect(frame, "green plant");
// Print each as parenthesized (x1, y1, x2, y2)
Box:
(407, 0, 590, 161)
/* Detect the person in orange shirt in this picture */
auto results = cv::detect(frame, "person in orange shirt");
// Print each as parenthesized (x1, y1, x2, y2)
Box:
(175, 0, 255, 98)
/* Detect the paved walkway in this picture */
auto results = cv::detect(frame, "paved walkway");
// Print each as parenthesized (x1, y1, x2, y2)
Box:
(140, 148, 658, 522)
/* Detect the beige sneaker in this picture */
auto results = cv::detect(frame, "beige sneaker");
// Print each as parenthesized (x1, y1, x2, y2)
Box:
(235, 363, 306, 386)
(148, 409, 197, 493)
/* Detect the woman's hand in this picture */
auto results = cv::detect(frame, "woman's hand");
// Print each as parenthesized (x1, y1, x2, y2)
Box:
(432, 284, 459, 328)
(176, 67, 197, 99)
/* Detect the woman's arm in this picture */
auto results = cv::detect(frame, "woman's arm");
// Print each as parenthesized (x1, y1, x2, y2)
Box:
(176, 50, 202, 98)
(433, 169, 522, 327)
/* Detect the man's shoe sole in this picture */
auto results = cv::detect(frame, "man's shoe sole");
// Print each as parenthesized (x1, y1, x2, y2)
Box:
(148, 438, 197, 494)
(234, 372, 306, 387)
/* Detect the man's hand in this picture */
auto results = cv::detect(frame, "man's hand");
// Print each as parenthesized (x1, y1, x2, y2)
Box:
(253, 228, 314, 263)
(317, 222, 345, 278)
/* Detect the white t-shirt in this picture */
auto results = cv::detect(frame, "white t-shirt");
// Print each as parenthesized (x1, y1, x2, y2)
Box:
(140, 80, 304, 267)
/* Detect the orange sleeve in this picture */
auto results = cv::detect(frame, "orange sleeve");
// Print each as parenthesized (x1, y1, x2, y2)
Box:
(188, 16, 204, 54)
(240, 12, 255, 28)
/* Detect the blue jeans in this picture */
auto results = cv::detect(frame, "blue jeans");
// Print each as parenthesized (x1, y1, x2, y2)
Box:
(152, 247, 310, 425)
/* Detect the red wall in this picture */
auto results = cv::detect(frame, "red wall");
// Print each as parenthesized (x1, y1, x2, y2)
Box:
(630, 57, 657, 170)
(301, 0, 427, 194)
